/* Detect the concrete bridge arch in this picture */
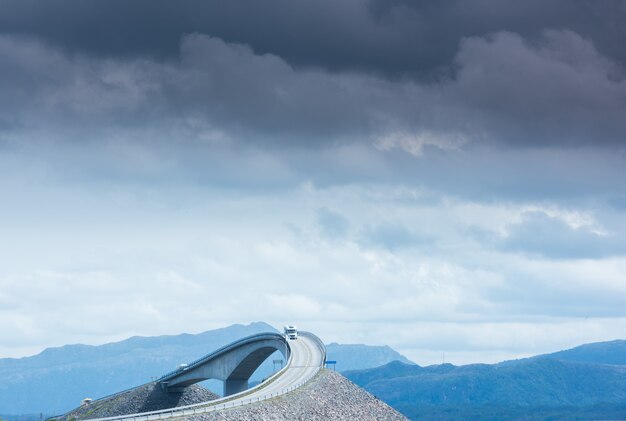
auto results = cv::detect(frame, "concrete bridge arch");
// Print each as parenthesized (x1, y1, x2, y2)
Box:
(158, 333, 289, 396)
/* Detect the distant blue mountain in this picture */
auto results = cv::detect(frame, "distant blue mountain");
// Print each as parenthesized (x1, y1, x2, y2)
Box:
(11, 325, 622, 421)
(0, 322, 411, 416)
(345, 339, 626, 421)
(536, 339, 626, 365)
(0, 322, 277, 415)
(325, 342, 413, 372)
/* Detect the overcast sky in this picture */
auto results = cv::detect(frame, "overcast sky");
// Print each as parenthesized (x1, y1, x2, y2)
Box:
(1, 0, 625, 365)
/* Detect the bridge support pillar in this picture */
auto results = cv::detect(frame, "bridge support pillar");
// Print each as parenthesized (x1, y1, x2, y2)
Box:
(224, 379, 248, 396)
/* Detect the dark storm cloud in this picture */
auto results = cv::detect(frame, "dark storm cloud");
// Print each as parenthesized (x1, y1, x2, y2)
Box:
(2, 29, 625, 146)
(445, 30, 626, 147)
(0, 1, 625, 156)
(1, 0, 625, 77)
(0, 34, 395, 144)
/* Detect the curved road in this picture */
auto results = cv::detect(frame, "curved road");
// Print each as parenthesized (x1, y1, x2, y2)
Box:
(89, 332, 325, 420)
(233, 332, 323, 402)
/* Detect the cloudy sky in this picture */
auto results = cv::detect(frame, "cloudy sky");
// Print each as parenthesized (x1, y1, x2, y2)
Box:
(1, 0, 625, 365)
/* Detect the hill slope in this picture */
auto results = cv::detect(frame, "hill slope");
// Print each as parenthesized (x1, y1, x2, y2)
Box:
(348, 359, 626, 407)
(345, 339, 626, 421)
(537, 339, 626, 366)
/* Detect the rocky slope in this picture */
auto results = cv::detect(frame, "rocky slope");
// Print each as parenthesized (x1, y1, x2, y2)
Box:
(54, 382, 219, 420)
(189, 369, 408, 420)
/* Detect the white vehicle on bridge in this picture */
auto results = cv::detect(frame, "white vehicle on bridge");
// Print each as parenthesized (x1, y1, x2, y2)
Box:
(55, 330, 327, 420)
(284, 325, 298, 340)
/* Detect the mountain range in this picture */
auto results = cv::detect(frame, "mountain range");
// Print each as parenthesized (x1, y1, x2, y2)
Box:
(3, 322, 624, 421)
(345, 340, 626, 420)
(0, 322, 409, 416)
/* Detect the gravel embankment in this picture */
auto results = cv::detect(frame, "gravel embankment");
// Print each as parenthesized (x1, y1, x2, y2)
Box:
(54, 382, 219, 420)
(189, 369, 408, 420)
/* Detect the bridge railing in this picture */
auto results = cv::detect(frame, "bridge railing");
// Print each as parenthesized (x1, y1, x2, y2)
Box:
(90, 359, 323, 420)
(140, 364, 323, 419)
(299, 331, 327, 364)
(158, 332, 287, 382)
(54, 332, 326, 421)
(49, 332, 288, 421)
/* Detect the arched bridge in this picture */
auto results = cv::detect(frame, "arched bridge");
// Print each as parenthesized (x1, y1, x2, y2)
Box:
(63, 330, 326, 420)
(158, 332, 290, 396)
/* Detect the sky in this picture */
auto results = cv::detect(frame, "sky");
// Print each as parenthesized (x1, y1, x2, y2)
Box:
(1, 0, 625, 366)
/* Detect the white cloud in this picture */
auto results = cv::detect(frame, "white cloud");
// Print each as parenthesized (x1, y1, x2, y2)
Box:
(1, 30, 625, 365)
(1, 179, 624, 362)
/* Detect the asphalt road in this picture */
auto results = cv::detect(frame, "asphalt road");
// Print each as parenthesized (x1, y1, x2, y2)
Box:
(228, 333, 323, 404)
(90, 333, 325, 420)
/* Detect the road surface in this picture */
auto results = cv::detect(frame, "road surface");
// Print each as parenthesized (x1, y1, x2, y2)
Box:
(89, 332, 325, 420)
